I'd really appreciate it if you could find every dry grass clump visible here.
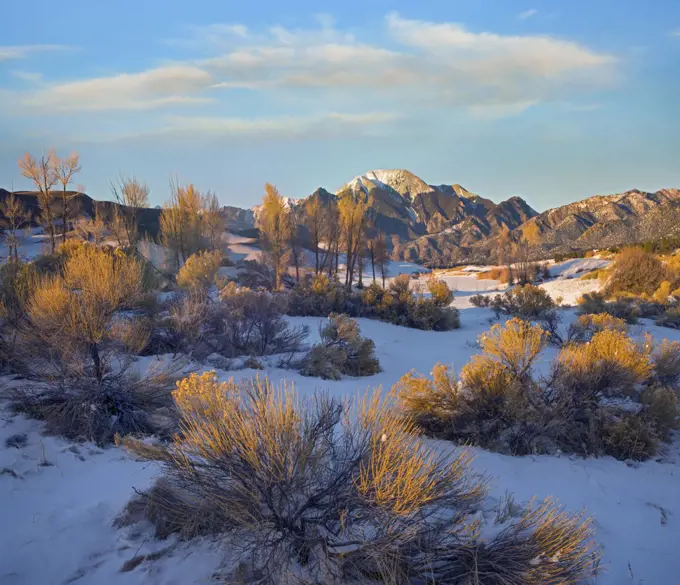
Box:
[399,319,679,461]
[121,372,597,585]
[176,249,222,290]
[301,313,380,380]
[477,266,513,284]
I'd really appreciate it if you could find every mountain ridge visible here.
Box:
[2,170,679,265]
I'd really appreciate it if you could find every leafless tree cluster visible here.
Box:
[17,150,82,253]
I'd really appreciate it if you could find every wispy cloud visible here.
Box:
[672,28,680,38]
[517,9,538,21]
[79,111,399,142]
[0,44,73,61]
[20,65,215,111]
[10,71,44,84]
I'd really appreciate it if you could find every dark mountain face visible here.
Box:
[0,188,163,237]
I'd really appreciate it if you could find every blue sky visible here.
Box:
[1,0,679,210]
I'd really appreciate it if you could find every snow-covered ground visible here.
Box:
[2,304,680,584]
[3,250,679,584]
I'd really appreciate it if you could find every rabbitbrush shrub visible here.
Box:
[300,313,380,380]
[121,372,598,585]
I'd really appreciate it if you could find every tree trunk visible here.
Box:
[90,343,103,383]
[370,243,376,282]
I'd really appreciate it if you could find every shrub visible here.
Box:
[656,307,680,329]
[489,285,555,319]
[558,329,651,397]
[301,314,380,379]
[288,274,460,331]
[426,276,454,306]
[365,281,460,331]
[121,374,597,584]
[25,245,145,381]
[10,366,174,445]
[476,318,547,379]
[469,293,491,308]
[599,415,660,461]
[176,249,222,290]
[288,274,362,318]
[0,262,39,369]
[571,313,627,342]
[641,386,679,441]
[653,280,673,304]
[577,292,639,323]
[652,339,680,387]
[606,247,668,296]
[400,319,674,461]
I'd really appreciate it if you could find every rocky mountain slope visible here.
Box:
[2,173,678,265]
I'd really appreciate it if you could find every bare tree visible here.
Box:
[54,152,81,243]
[111,176,150,247]
[18,151,58,253]
[374,233,389,287]
[1,190,27,262]
[514,238,534,285]
[74,203,107,244]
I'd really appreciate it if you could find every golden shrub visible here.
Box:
[576,313,627,334]
[176,249,222,289]
[558,329,651,395]
[652,339,680,387]
[426,277,453,306]
[653,280,673,304]
[641,386,679,440]
[477,318,546,379]
[397,364,459,420]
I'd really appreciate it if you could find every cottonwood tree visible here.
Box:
[160,182,204,270]
[304,194,326,275]
[54,152,81,243]
[111,176,150,248]
[323,199,341,277]
[18,151,58,253]
[1,192,27,262]
[257,183,291,290]
[201,191,225,251]
[338,188,369,289]
[288,203,305,282]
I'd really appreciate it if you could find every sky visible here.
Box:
[1,0,679,211]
